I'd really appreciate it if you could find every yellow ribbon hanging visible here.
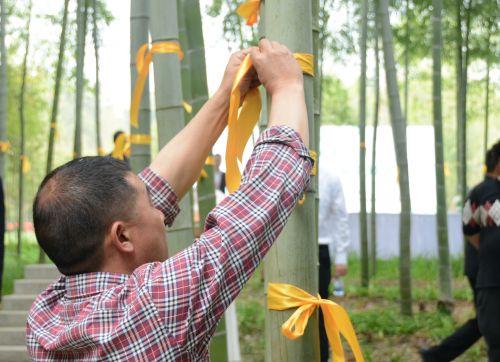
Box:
[199,156,216,180]
[226,53,314,193]
[236,0,261,26]
[130,42,184,128]
[268,283,364,362]
[111,133,130,160]
[20,155,31,174]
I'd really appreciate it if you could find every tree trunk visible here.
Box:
[484,54,490,156]
[184,0,216,228]
[455,0,463,199]
[18,0,33,255]
[149,0,194,255]
[359,0,369,288]
[458,0,471,203]
[74,0,88,159]
[370,10,380,277]
[130,0,152,173]
[0,0,7,180]
[378,0,413,316]
[92,0,102,156]
[432,0,452,303]
[41,0,70,263]
[264,1,320,360]
[404,0,409,122]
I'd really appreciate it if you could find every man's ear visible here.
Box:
[108,221,134,254]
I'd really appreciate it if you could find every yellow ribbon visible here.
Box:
[111,133,130,160]
[226,53,314,193]
[183,101,193,114]
[97,147,106,156]
[236,0,261,26]
[130,42,184,128]
[268,283,364,362]
[130,134,152,145]
[0,141,11,153]
[20,155,31,174]
[199,156,216,180]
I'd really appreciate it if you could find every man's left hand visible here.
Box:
[217,49,260,104]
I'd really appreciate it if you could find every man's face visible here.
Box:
[126,173,168,265]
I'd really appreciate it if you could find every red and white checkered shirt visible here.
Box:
[26,126,312,361]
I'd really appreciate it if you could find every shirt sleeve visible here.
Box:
[462,188,480,236]
[145,126,313,353]
[138,167,180,227]
[330,176,350,265]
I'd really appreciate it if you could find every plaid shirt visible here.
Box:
[26,126,312,361]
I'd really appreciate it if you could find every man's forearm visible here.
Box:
[150,89,229,198]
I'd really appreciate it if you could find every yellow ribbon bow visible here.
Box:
[130,42,184,128]
[0,141,11,153]
[226,53,314,193]
[268,283,364,362]
[236,0,261,26]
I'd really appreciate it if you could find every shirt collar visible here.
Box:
[63,272,129,299]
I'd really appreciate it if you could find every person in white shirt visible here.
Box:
[318,167,351,362]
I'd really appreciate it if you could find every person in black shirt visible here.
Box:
[462,140,500,361]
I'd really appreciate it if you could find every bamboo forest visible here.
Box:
[0,0,498,361]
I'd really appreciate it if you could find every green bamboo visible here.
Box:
[312,0,320,241]
[184,0,216,227]
[41,0,70,263]
[74,0,88,159]
[359,0,369,288]
[483,23,491,155]
[149,0,194,255]
[0,0,7,180]
[263,1,320,360]
[403,0,409,122]
[455,0,462,198]
[432,0,452,303]
[92,0,102,156]
[378,0,413,316]
[130,0,151,172]
[18,0,33,255]
[370,13,380,276]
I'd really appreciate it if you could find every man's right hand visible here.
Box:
[250,39,303,96]
[250,39,309,147]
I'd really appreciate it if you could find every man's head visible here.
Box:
[214,154,222,171]
[486,140,500,177]
[33,157,168,275]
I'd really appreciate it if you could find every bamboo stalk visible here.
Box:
[92,0,102,156]
[0,0,7,180]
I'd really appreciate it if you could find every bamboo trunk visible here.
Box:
[42,0,70,263]
[0,0,7,180]
[484,58,490,155]
[432,0,452,303]
[378,0,413,316]
[264,1,320,360]
[459,1,471,203]
[370,11,380,276]
[149,0,194,255]
[92,0,102,156]
[404,0,409,122]
[130,0,151,172]
[74,0,88,159]
[184,0,216,227]
[18,0,33,255]
[455,0,463,199]
[359,0,369,288]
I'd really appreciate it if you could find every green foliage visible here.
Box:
[321,75,356,125]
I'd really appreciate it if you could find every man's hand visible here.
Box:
[218,49,260,104]
[250,39,309,147]
[335,264,348,277]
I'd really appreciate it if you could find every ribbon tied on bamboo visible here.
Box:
[268,283,364,362]
[236,0,261,26]
[225,53,314,193]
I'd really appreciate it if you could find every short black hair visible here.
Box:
[113,130,125,143]
[486,140,500,173]
[33,157,137,275]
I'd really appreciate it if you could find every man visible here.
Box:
[213,154,226,193]
[26,40,312,361]
[318,167,350,362]
[462,141,500,361]
[109,130,130,164]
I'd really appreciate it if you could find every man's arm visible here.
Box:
[149,50,256,199]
